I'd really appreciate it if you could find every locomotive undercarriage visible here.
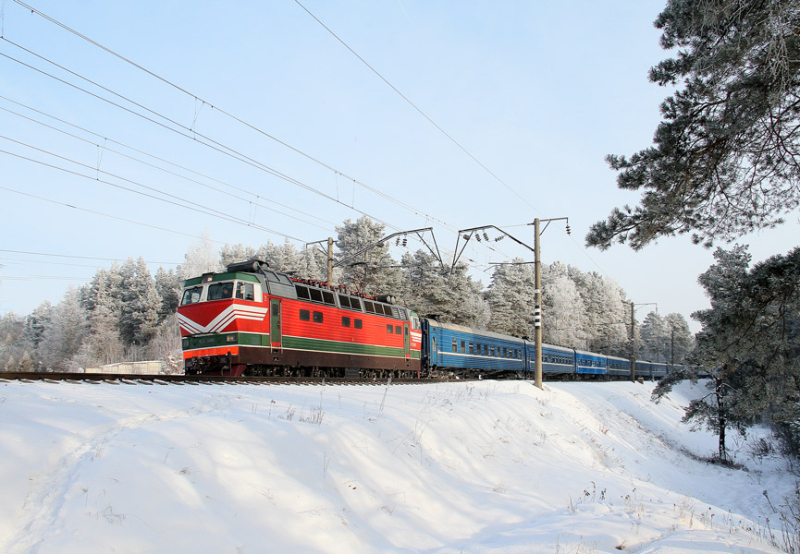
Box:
[184,347,420,380]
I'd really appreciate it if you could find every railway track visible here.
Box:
[0,372,452,386]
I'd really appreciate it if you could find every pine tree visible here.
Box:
[38,287,88,372]
[587,0,800,250]
[335,217,401,296]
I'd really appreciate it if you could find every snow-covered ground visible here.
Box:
[0,378,795,553]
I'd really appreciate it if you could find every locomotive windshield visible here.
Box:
[180,286,203,305]
[181,279,258,305]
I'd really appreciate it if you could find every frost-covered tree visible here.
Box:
[655,245,800,461]
[0,312,35,372]
[486,260,537,338]
[335,217,401,296]
[79,269,125,367]
[119,258,162,348]
[574,271,629,355]
[155,267,182,318]
[542,262,588,348]
[38,287,88,372]
[178,233,221,280]
[588,0,800,250]
[640,312,669,362]
[664,312,693,365]
[402,250,488,327]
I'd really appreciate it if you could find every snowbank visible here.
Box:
[0,379,794,553]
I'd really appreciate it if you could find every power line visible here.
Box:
[0,96,338,230]
[0,184,232,245]
[0,44,402,234]
[0,248,180,265]
[292,0,541,215]
[3,6,454,231]
[0,140,308,242]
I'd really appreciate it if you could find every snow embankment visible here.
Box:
[0,379,793,553]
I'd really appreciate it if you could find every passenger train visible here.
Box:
[178,260,670,380]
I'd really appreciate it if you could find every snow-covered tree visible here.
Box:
[542,262,587,348]
[486,260,536,338]
[640,311,668,362]
[119,258,162,348]
[335,217,401,296]
[38,287,88,372]
[178,233,221,280]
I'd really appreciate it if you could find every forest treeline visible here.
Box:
[0,216,693,372]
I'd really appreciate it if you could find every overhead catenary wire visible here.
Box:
[0,139,309,242]
[3,5,454,231]
[292,0,541,217]
[2,3,535,280]
[0,45,404,234]
[0,99,336,232]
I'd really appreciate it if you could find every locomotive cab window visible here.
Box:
[236,282,255,301]
[181,286,203,305]
[207,282,234,301]
[313,311,323,323]
[299,309,310,321]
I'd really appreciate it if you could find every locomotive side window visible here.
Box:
[309,288,323,303]
[299,309,310,321]
[387,324,394,334]
[236,282,255,301]
[313,311,323,323]
[460,340,465,354]
[395,325,402,334]
[296,285,311,300]
[469,342,474,355]
[208,282,234,301]
[350,298,362,311]
[181,286,203,305]
[355,319,362,329]
[452,339,457,353]
[364,300,375,313]
[322,291,335,305]
[338,294,351,308]
[342,317,351,327]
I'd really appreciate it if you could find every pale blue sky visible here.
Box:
[1,1,798,332]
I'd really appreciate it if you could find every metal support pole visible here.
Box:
[630,301,636,382]
[534,218,543,390]
[327,237,334,284]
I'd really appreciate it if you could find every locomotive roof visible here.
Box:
[182,271,260,287]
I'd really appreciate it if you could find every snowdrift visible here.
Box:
[0,379,794,553]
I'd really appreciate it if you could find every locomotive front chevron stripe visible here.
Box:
[179,304,268,335]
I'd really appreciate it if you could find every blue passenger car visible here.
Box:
[422,319,526,377]
[575,349,607,376]
[533,343,576,376]
[606,355,631,379]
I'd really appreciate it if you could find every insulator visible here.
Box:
[495,235,504,242]
[483,232,490,241]
[475,234,482,242]
[402,238,407,247]
[462,233,470,240]
[396,237,400,246]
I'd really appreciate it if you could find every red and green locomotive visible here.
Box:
[178,260,422,378]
